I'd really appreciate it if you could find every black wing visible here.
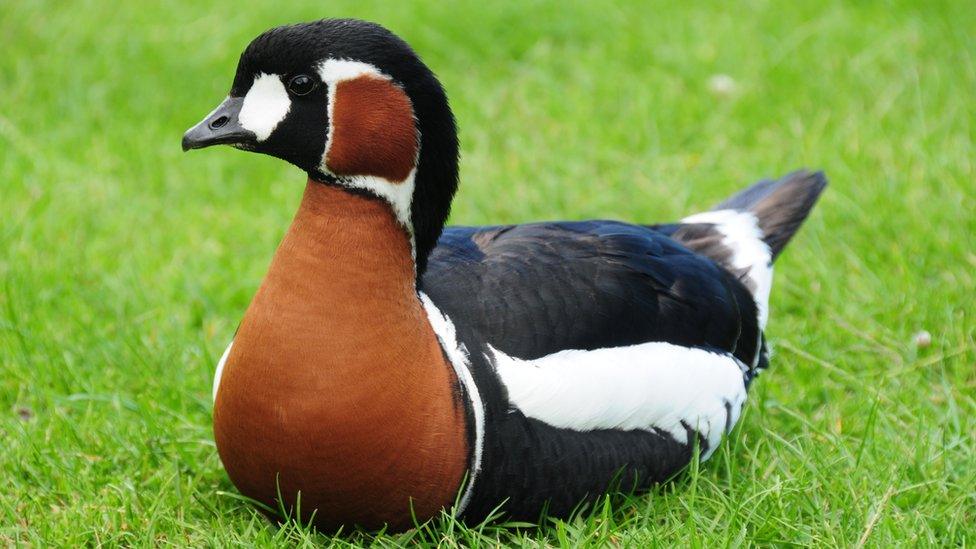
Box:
[419,220,761,366]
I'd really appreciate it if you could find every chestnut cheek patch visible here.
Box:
[325,76,417,183]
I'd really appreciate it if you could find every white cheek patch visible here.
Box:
[238,73,291,141]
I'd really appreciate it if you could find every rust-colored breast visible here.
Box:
[326,75,418,183]
[212,181,468,531]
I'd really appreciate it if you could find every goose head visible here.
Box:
[183,19,459,274]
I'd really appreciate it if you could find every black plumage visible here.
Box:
[424,220,761,367]
[420,214,770,522]
[418,171,825,521]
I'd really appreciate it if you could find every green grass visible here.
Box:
[2,0,974,545]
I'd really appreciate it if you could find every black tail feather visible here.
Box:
[714,170,827,261]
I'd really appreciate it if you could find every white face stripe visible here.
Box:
[681,209,774,328]
[238,73,291,142]
[418,293,484,515]
[316,58,419,253]
[492,342,747,460]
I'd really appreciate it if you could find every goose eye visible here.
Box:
[287,74,316,96]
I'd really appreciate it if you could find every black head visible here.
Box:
[183,19,459,275]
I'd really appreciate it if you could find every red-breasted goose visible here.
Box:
[182,19,826,532]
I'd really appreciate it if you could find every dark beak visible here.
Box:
[182,96,255,151]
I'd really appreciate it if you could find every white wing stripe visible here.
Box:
[491,342,747,459]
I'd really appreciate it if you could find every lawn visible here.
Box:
[1,0,974,546]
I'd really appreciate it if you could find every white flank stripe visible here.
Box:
[681,209,773,328]
[492,342,747,459]
[418,293,484,514]
[238,73,291,141]
[213,341,233,402]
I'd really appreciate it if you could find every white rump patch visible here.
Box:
[492,342,747,459]
[681,209,773,327]
[239,73,291,141]
[213,340,233,402]
[418,293,484,515]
